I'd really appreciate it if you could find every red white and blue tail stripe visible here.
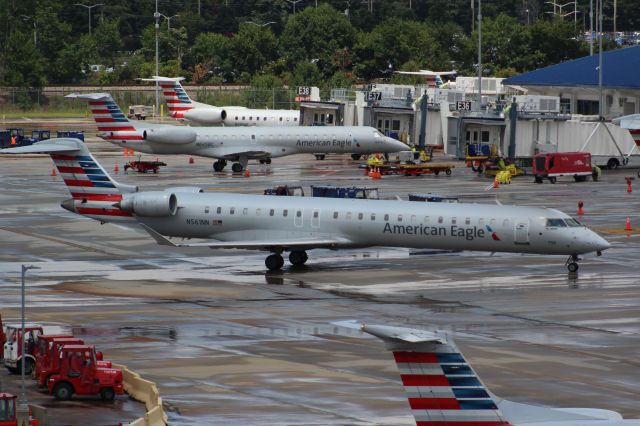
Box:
[140,76,194,118]
[612,114,640,147]
[347,323,512,426]
[0,138,136,222]
[65,93,144,143]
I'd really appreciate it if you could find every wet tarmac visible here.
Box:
[1,127,640,425]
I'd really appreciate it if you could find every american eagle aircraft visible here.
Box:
[612,114,640,149]
[141,76,301,126]
[1,139,610,272]
[336,321,640,426]
[394,70,457,88]
[66,93,407,172]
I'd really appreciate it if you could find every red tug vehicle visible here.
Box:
[0,393,38,426]
[533,152,599,184]
[47,345,123,401]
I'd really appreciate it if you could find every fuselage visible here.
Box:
[183,106,301,127]
[138,193,610,256]
[103,124,407,160]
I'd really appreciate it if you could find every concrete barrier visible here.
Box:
[112,363,168,426]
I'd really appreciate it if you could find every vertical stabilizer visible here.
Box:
[140,76,195,118]
[357,323,512,426]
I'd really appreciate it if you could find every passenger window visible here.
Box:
[438,216,443,224]
[411,215,416,223]
[465,217,470,225]
[269,209,274,216]
[358,212,363,220]
[424,216,430,224]
[384,214,389,221]
[205,206,210,214]
[333,211,338,219]
[243,208,248,215]
[279,117,283,121]
[251,135,255,140]
[294,117,298,122]
[235,116,238,120]
[452,217,457,225]
[230,208,235,215]
[313,211,319,218]
[346,212,352,220]
[256,208,261,216]
[283,209,288,217]
[296,210,302,217]
[242,116,245,120]
[398,214,403,222]
[263,117,267,121]
[216,207,222,214]
[371,213,376,221]
[249,116,253,120]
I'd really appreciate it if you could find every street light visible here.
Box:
[244,21,276,27]
[285,0,304,13]
[21,15,37,45]
[17,265,40,423]
[73,3,103,36]
[160,14,179,31]
[477,0,482,110]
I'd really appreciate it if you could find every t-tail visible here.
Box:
[65,93,144,144]
[139,76,195,118]
[0,138,137,223]
[336,321,512,426]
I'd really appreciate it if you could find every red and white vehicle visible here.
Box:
[0,315,5,361]
[533,152,597,184]
[35,336,82,387]
[3,325,43,375]
[0,393,38,426]
[47,345,123,401]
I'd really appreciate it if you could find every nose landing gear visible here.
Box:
[566,254,580,273]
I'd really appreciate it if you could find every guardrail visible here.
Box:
[112,363,168,426]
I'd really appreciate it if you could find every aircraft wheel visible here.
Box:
[265,158,271,164]
[549,176,557,184]
[231,163,243,173]
[213,161,225,172]
[265,254,284,271]
[259,159,265,164]
[567,262,578,273]
[445,168,452,176]
[17,358,34,375]
[289,250,308,266]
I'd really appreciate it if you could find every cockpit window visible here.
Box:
[373,131,381,138]
[546,218,567,227]
[565,218,583,227]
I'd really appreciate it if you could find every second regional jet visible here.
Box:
[141,76,301,126]
[66,93,407,172]
[337,321,640,426]
[1,139,610,272]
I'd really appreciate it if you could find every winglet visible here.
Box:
[138,223,178,247]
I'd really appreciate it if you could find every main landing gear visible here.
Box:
[213,159,227,172]
[265,250,309,271]
[566,254,580,273]
[259,158,272,165]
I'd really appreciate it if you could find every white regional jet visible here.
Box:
[337,321,640,426]
[394,70,457,88]
[1,139,610,272]
[65,93,407,172]
[612,114,640,148]
[141,76,301,127]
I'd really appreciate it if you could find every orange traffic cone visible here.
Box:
[123,149,128,157]
[493,177,500,189]
[625,217,632,231]
[244,168,251,177]
[189,156,194,164]
[628,181,633,194]
[376,167,382,179]
[577,201,584,216]
[114,163,119,173]
[51,167,57,177]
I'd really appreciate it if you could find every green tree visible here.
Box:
[2,31,45,88]
[94,18,124,68]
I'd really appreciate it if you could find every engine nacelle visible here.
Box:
[164,186,203,193]
[182,108,227,125]
[143,127,197,144]
[119,192,178,217]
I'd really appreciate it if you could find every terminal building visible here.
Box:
[300,46,640,168]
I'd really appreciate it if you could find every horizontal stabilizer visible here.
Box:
[65,93,112,101]
[0,139,84,154]
[139,224,347,250]
[333,321,445,344]
[139,76,186,82]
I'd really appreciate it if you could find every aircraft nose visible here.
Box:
[385,137,409,152]
[593,233,611,252]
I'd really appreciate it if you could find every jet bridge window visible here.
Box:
[546,218,567,227]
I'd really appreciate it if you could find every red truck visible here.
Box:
[3,326,44,375]
[0,393,38,425]
[47,345,123,401]
[533,152,598,184]
[35,337,83,387]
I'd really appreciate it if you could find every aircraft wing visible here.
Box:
[218,150,273,160]
[139,224,348,250]
[333,321,445,343]
[394,70,456,76]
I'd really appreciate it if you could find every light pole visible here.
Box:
[154,0,160,117]
[589,0,593,55]
[17,265,40,420]
[73,3,103,36]
[477,0,482,110]
[285,0,303,13]
[525,9,530,25]
[21,15,37,45]
[160,14,179,31]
